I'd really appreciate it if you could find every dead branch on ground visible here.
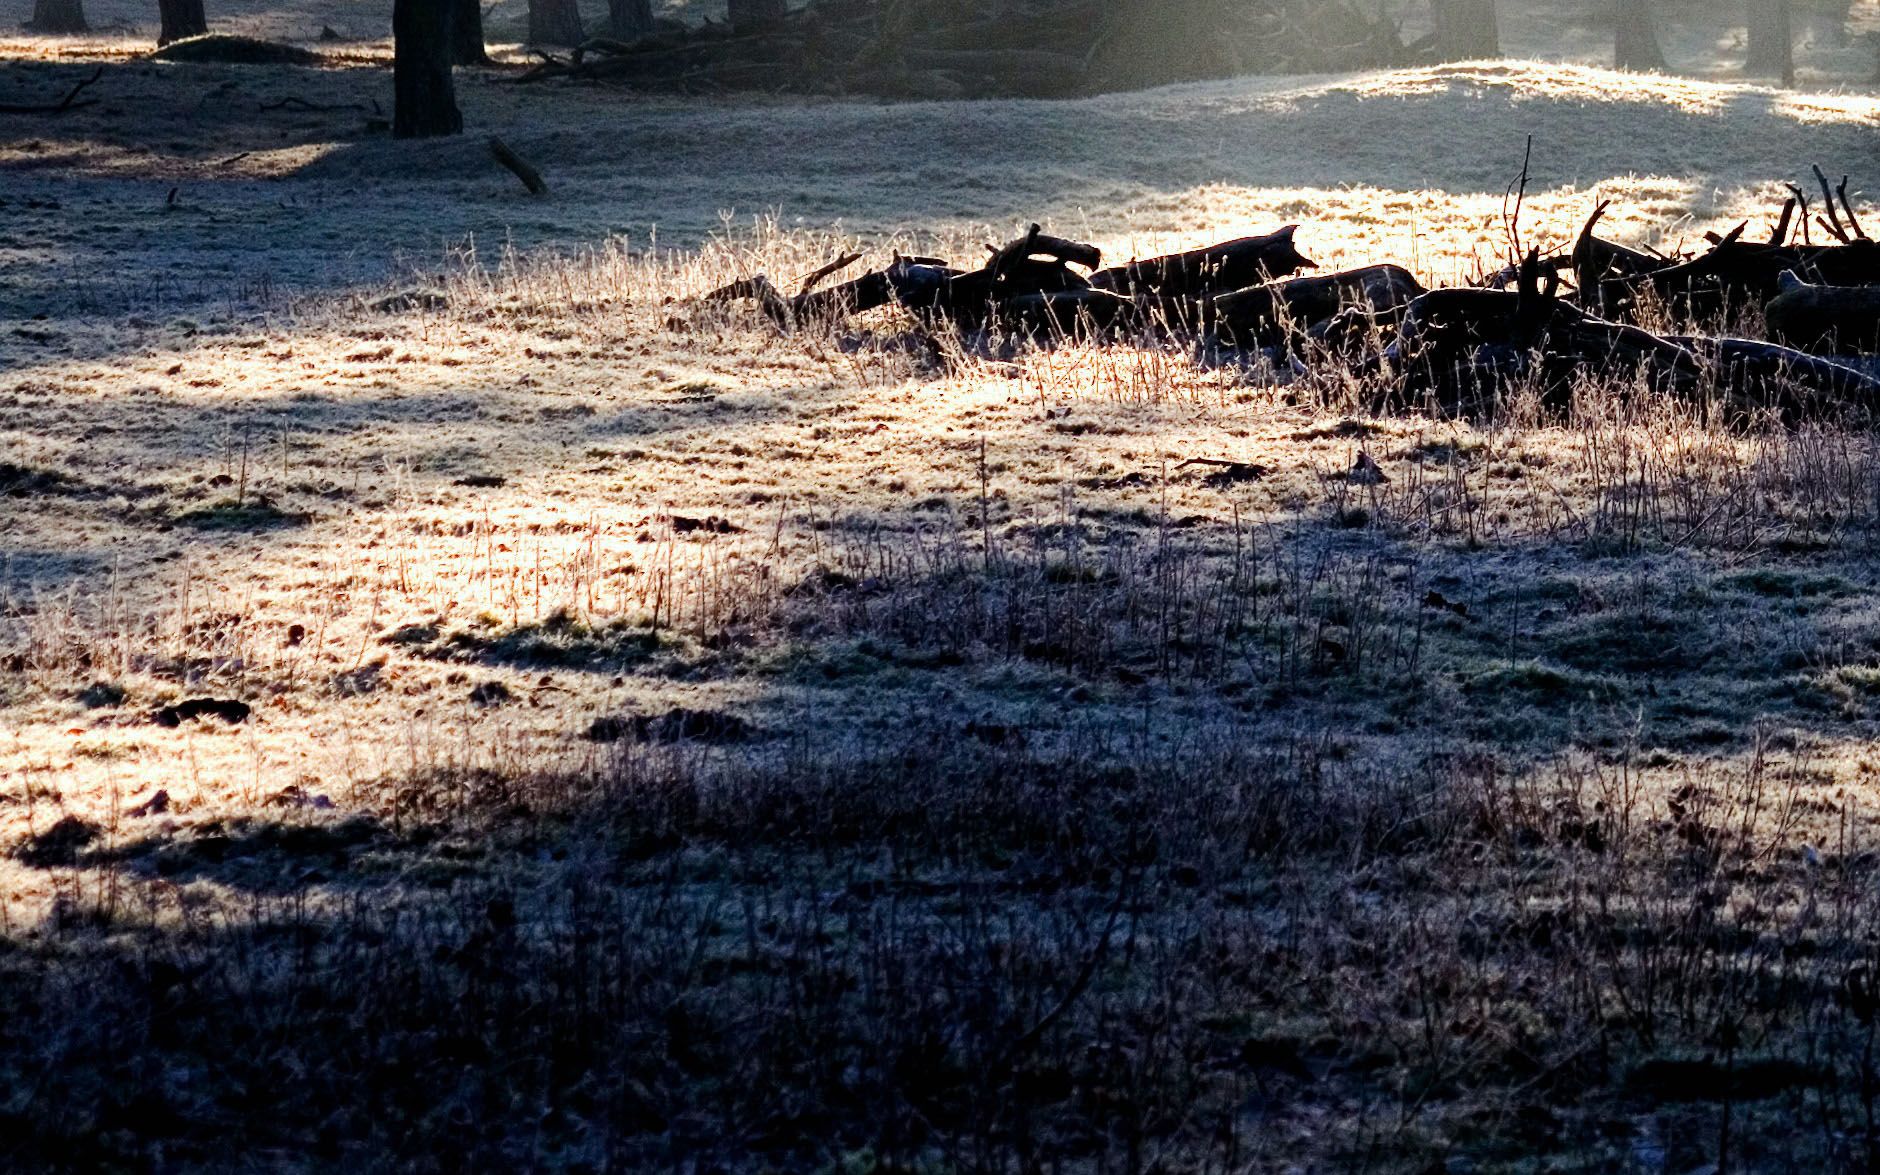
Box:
[0,67,102,115]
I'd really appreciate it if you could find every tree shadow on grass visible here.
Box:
[87,811,400,893]
[3,690,1876,1172]
[4,54,1871,331]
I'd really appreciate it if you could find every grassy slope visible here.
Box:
[3,37,1880,1175]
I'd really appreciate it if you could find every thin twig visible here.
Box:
[1835,174,1869,241]
[0,66,103,115]
[1786,182,1812,246]
[988,871,1133,1076]
[258,96,370,113]
[796,251,864,296]
[1814,164,1851,243]
[1502,133,1534,263]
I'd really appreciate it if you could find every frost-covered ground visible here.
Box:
[6,8,1880,1170]
[1,51,1877,316]
[1,2,1875,319]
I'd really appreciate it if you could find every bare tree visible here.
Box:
[528,0,583,47]
[394,0,461,139]
[1745,0,1794,83]
[1430,0,1498,60]
[1613,0,1664,71]
[451,0,488,64]
[26,0,89,33]
[157,0,206,45]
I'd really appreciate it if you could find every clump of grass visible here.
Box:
[1545,603,1713,675]
[1721,568,1856,600]
[74,681,124,708]
[170,496,307,530]
[408,609,684,672]
[0,461,80,498]
[1463,659,1625,705]
[12,814,98,866]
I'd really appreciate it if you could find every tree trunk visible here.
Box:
[394,0,462,139]
[1430,0,1498,60]
[1613,0,1664,71]
[608,0,652,40]
[726,0,785,34]
[27,0,89,33]
[157,0,206,46]
[1744,0,1793,82]
[450,0,487,64]
[528,0,583,47]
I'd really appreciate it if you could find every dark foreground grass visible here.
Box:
[6,720,1880,1172]
[9,425,1880,1170]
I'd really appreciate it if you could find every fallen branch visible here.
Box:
[1814,164,1853,243]
[1212,264,1425,345]
[797,251,865,295]
[259,95,371,113]
[1769,195,1797,245]
[1090,226,1315,296]
[570,36,642,63]
[997,288,1135,337]
[488,137,548,196]
[1764,271,1880,352]
[0,67,102,115]
[987,224,1103,280]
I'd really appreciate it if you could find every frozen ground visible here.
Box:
[3,31,1877,939]
[0,0,1875,318]
[1,50,1877,318]
[6,8,1880,1169]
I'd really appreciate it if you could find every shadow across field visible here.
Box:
[4,55,1876,322]
[5,690,1878,1171]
